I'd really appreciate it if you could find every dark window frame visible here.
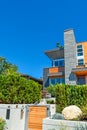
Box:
[77,45,83,56]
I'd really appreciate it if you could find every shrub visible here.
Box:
[56,84,70,112]
[47,84,87,113]
[80,104,87,121]
[46,99,55,104]
[0,118,6,130]
[0,74,42,104]
[46,85,56,97]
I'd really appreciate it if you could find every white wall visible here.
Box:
[0,104,56,130]
[0,104,28,130]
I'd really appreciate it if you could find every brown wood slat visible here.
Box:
[28,106,47,130]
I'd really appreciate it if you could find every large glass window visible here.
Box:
[78,59,84,66]
[49,77,65,85]
[59,60,64,66]
[50,78,55,85]
[55,61,59,66]
[52,58,64,67]
[77,45,83,56]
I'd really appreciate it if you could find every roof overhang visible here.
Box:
[72,67,87,76]
[45,48,64,60]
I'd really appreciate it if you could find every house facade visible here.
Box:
[43,29,87,87]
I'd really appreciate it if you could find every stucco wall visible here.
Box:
[0,104,55,130]
[0,104,28,130]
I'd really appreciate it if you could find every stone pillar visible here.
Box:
[64,29,77,85]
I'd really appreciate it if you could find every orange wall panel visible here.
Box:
[49,67,64,74]
[49,67,58,73]
[82,42,87,64]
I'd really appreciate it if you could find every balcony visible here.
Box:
[48,67,64,77]
[72,63,87,76]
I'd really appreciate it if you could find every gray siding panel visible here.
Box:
[43,68,49,88]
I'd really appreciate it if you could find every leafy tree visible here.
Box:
[0,57,18,75]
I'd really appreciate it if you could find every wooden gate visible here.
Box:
[28,105,47,130]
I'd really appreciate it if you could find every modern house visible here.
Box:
[43,29,87,87]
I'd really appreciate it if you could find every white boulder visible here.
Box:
[62,105,82,120]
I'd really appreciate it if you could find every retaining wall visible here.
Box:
[42,118,87,130]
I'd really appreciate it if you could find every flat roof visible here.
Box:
[45,48,64,60]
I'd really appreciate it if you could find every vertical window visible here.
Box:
[78,59,84,66]
[55,61,59,66]
[77,45,83,56]
[59,60,64,67]
[49,78,55,85]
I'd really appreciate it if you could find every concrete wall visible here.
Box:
[64,29,77,85]
[0,104,28,130]
[42,118,87,130]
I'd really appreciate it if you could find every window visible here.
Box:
[55,61,59,66]
[52,59,64,67]
[49,77,65,85]
[78,59,84,66]
[77,45,83,56]
[49,78,55,85]
[59,60,64,67]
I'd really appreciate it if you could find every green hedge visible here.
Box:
[46,85,56,97]
[46,99,55,104]
[0,74,42,104]
[47,84,87,112]
[56,84,87,112]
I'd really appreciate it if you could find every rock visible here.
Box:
[62,105,82,120]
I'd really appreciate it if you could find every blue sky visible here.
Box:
[0,0,87,78]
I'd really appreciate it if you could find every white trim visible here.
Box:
[53,58,64,61]
[77,56,84,59]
